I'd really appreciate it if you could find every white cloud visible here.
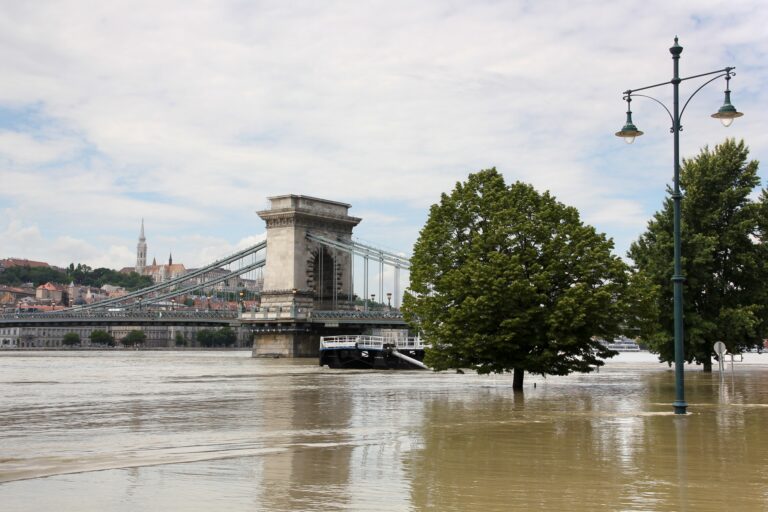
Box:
[0,0,765,271]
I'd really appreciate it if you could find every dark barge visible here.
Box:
[319,335,427,369]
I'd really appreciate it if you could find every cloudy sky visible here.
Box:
[1,0,766,272]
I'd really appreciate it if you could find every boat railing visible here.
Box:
[604,342,641,352]
[320,335,425,351]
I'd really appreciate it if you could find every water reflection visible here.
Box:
[403,369,768,511]
[256,374,354,511]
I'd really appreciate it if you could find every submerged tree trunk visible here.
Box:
[513,368,524,390]
[702,357,713,373]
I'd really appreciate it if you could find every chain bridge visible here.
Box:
[0,195,412,356]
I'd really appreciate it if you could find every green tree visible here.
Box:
[402,168,629,389]
[122,330,147,347]
[174,332,187,347]
[90,329,115,347]
[628,139,767,371]
[195,327,237,347]
[196,329,215,347]
[62,332,81,347]
[216,327,237,347]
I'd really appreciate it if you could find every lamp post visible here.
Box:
[387,292,392,311]
[371,294,375,311]
[616,37,744,415]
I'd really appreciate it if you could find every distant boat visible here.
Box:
[605,341,641,352]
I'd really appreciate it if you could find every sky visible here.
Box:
[1,0,766,273]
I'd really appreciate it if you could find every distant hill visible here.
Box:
[0,261,153,290]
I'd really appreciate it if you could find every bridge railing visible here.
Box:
[240,307,311,321]
[239,308,406,322]
[0,310,239,321]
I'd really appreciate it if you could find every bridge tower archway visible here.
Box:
[254,195,361,357]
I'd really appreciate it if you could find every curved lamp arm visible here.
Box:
[626,93,674,128]
[679,72,732,121]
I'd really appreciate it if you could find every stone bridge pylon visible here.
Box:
[258,194,360,313]
[250,195,365,357]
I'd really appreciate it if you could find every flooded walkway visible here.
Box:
[1,351,766,511]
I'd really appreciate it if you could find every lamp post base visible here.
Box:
[673,401,688,415]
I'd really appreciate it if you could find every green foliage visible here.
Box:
[217,327,237,347]
[174,332,187,347]
[89,329,115,346]
[62,332,81,346]
[628,139,767,369]
[122,330,147,346]
[195,327,238,347]
[0,262,152,290]
[0,266,64,287]
[66,264,153,290]
[402,168,630,387]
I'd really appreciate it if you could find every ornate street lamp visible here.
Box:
[387,292,392,310]
[616,37,744,415]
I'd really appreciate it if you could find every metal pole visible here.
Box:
[379,255,384,309]
[394,265,400,309]
[670,38,688,415]
[333,248,337,309]
[363,256,369,312]
[349,249,354,304]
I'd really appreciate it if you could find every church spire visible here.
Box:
[168,252,173,266]
[136,219,147,274]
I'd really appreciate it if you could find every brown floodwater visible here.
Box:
[0,351,766,511]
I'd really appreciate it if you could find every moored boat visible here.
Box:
[320,334,427,369]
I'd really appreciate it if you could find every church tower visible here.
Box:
[136,219,147,275]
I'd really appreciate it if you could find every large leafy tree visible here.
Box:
[402,168,630,389]
[628,139,767,370]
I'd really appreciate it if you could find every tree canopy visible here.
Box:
[62,332,81,346]
[196,327,237,347]
[122,330,147,347]
[90,329,115,347]
[628,139,767,370]
[402,168,630,388]
[0,266,65,287]
[0,262,152,290]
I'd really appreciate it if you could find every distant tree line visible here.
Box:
[196,327,238,347]
[0,263,152,290]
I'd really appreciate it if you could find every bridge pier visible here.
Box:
[252,329,316,358]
